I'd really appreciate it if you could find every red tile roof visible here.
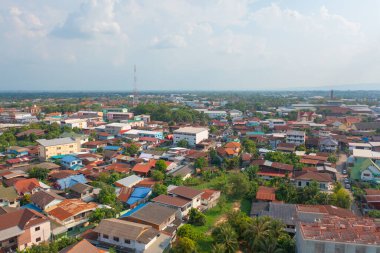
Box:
[256,186,277,201]
[13,178,40,195]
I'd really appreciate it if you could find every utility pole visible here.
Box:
[133,64,138,106]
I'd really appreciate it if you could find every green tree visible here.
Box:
[28,167,49,181]
[194,157,207,169]
[227,173,250,198]
[211,223,239,253]
[152,170,165,181]
[244,217,271,252]
[327,154,338,164]
[155,159,168,172]
[126,143,139,156]
[368,210,380,218]
[98,185,117,205]
[151,183,167,197]
[177,139,189,148]
[171,237,197,253]
[188,208,206,226]
[332,188,352,209]
[177,224,201,240]
[242,139,257,156]
[89,208,117,223]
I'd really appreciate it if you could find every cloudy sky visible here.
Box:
[0,0,379,91]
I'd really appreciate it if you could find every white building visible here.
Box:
[105,123,132,135]
[173,127,209,146]
[286,130,305,146]
[195,109,227,119]
[61,118,88,129]
[268,119,286,129]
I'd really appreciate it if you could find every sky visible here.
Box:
[0,0,380,91]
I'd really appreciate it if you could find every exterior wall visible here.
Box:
[39,142,80,160]
[286,134,305,146]
[107,112,134,121]
[191,195,202,209]
[173,130,209,146]
[295,180,334,191]
[0,199,19,208]
[98,233,154,253]
[361,168,375,181]
[105,124,131,135]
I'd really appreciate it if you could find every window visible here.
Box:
[298,181,301,187]
[57,147,61,150]
[306,182,310,186]
[103,234,109,239]
[113,237,119,242]
[125,239,130,244]
[9,239,15,243]
[35,226,40,231]
[36,237,41,242]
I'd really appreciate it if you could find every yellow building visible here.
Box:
[37,137,80,161]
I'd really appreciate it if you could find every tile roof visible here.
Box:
[13,178,41,195]
[201,189,220,200]
[59,239,105,253]
[294,171,333,182]
[30,190,64,209]
[168,186,203,200]
[126,202,178,226]
[132,163,153,174]
[48,199,97,221]
[37,137,76,147]
[256,186,277,201]
[152,195,191,207]
[93,218,159,244]
[0,186,18,201]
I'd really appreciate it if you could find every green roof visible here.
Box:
[350,158,380,180]
[0,186,18,201]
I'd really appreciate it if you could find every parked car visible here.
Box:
[344,178,350,184]
[342,169,347,175]
[345,183,351,189]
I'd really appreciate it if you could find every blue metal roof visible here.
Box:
[104,146,120,151]
[130,187,151,198]
[61,155,79,163]
[120,203,148,218]
[21,203,43,213]
[57,174,87,189]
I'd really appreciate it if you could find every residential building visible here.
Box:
[152,195,192,218]
[115,175,143,188]
[0,208,51,251]
[59,239,105,253]
[255,186,278,202]
[93,218,170,253]
[296,216,380,253]
[252,160,294,179]
[268,119,286,129]
[168,186,203,209]
[37,137,80,160]
[47,199,97,231]
[122,202,180,232]
[30,190,65,211]
[297,111,317,122]
[123,129,164,140]
[293,171,334,191]
[61,155,83,170]
[319,137,338,152]
[13,178,46,195]
[77,111,103,118]
[286,130,305,146]
[68,183,98,202]
[173,127,209,146]
[106,112,134,121]
[61,119,88,129]
[0,186,19,208]
[105,123,132,135]
[200,189,221,209]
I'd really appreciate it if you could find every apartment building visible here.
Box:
[61,119,88,129]
[173,127,209,146]
[123,129,164,140]
[105,123,132,135]
[286,130,306,146]
[106,112,134,121]
[37,137,80,160]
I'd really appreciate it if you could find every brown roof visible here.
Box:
[152,195,191,207]
[296,205,356,218]
[0,208,48,235]
[49,170,79,180]
[256,186,277,201]
[59,239,105,253]
[93,218,159,244]
[251,160,294,171]
[201,189,220,200]
[30,190,64,209]
[13,178,41,195]
[125,202,178,226]
[224,142,241,149]
[168,186,203,200]
[294,171,333,182]
[48,199,97,221]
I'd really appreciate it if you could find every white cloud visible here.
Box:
[151,34,187,49]
[51,0,122,39]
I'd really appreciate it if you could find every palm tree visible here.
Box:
[244,216,271,252]
[268,219,286,239]
[212,223,239,253]
[259,237,284,253]
[211,243,226,253]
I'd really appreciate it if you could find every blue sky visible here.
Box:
[0,0,379,91]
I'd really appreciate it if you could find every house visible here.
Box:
[16,129,45,138]
[297,111,317,122]
[93,218,171,253]
[0,208,51,252]
[0,186,19,208]
[361,189,380,214]
[350,158,380,183]
[200,189,221,209]
[59,239,105,253]
[6,146,29,156]
[293,171,334,191]
[286,130,305,146]
[97,132,115,141]
[56,174,87,190]
[255,186,278,202]
[104,123,131,135]
[152,195,192,218]
[319,137,338,152]
[121,202,180,232]
[47,199,97,231]
[61,155,83,170]
[30,190,65,211]
[37,137,80,161]
[168,186,203,209]
[68,183,98,202]
[352,122,380,132]
[6,156,32,168]
[252,160,294,179]
[115,175,143,188]
[168,164,193,180]
[276,143,296,153]
[132,163,154,177]
[126,187,152,208]
[13,178,47,195]
[173,127,209,146]
[296,216,380,253]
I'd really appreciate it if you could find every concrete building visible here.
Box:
[173,127,209,146]
[105,123,132,135]
[61,119,88,129]
[37,137,80,160]
[123,129,164,140]
[286,130,306,146]
[106,112,134,121]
